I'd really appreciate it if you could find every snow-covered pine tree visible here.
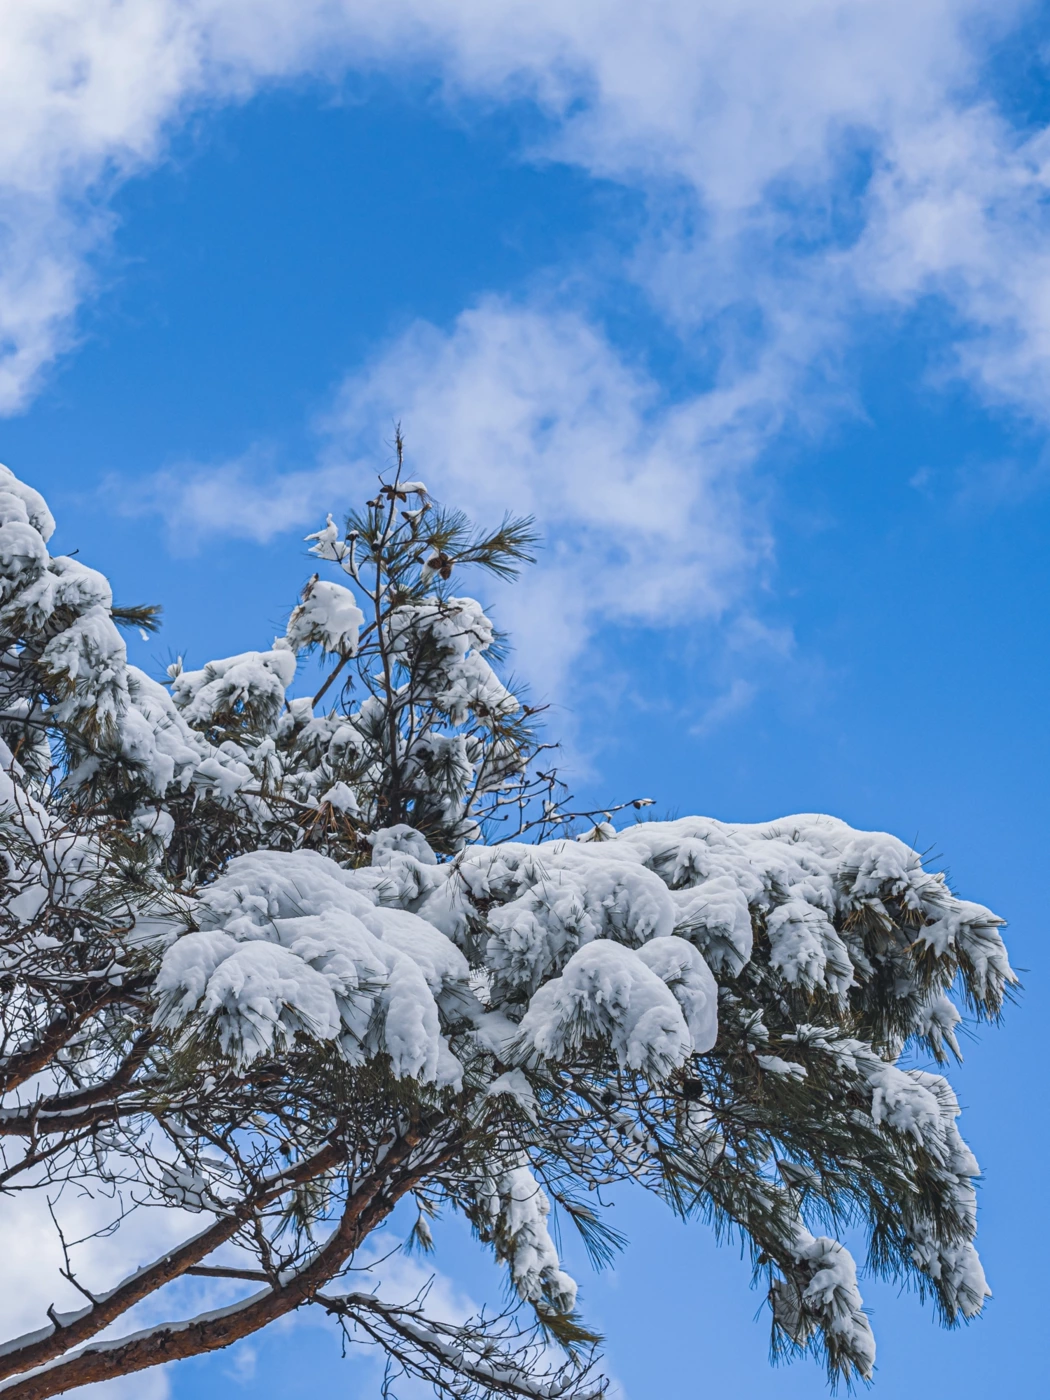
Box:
[0,448,1014,1398]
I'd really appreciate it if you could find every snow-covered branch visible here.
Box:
[321,1289,605,1400]
[0,459,1015,1396]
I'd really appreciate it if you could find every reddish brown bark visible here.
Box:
[0,1123,461,1400]
[0,1138,345,1384]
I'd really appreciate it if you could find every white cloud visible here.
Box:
[125,447,351,552]
[223,1342,257,1385]
[328,301,780,692]
[3,0,1050,425]
[0,1184,197,1399]
[77,1371,171,1400]
[689,678,758,737]
[143,299,773,699]
[853,103,1050,415]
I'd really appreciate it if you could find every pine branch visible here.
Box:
[110,604,162,634]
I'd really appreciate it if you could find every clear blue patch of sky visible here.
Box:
[973,0,1050,133]
[4,76,635,472]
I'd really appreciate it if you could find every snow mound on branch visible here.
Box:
[0,464,259,801]
[0,736,105,921]
[0,464,55,541]
[365,814,1012,1037]
[155,833,725,1086]
[171,649,296,731]
[766,899,853,999]
[156,849,469,1081]
[635,935,719,1052]
[158,812,1010,1088]
[387,595,495,658]
[476,1159,578,1314]
[517,938,714,1078]
[482,851,676,1004]
[285,577,364,657]
[386,597,519,725]
[773,1226,876,1380]
[195,848,377,928]
[611,815,1013,1016]
[371,824,439,867]
[122,669,209,792]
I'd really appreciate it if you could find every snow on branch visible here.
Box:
[320,1289,605,1400]
[0,456,1016,1398]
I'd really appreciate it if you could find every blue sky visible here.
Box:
[2,3,1050,1397]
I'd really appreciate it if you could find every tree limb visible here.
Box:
[0,1123,462,1399]
[0,1136,348,1383]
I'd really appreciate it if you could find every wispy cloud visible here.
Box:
[116,447,352,551]
[3,0,1050,428]
[689,678,758,737]
[130,299,773,699]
